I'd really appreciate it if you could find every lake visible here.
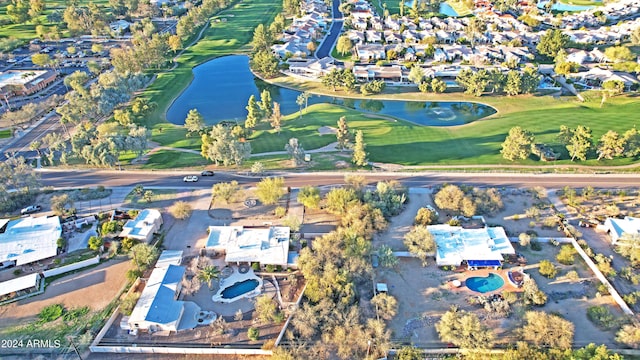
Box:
[166,55,496,127]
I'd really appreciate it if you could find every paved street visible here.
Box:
[315,0,343,59]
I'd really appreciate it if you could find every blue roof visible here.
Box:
[145,265,185,325]
[467,259,502,267]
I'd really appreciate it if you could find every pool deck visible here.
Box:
[447,268,523,296]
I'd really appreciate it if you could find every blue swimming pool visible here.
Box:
[221,279,260,299]
[465,273,505,293]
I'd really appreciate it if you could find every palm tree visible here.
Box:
[198,265,221,290]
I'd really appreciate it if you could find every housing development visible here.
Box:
[0,0,639,358]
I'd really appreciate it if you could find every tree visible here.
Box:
[616,323,640,349]
[501,126,534,161]
[352,130,367,167]
[7,0,30,23]
[371,292,397,320]
[573,343,623,360]
[430,78,447,93]
[602,80,625,95]
[537,29,569,59]
[604,46,635,63]
[456,69,488,97]
[296,93,305,119]
[258,89,273,119]
[297,186,320,209]
[336,116,351,150]
[623,127,640,157]
[396,346,423,360]
[245,95,260,130]
[285,137,305,166]
[88,236,104,251]
[504,70,523,96]
[251,23,272,53]
[336,35,352,56]
[271,102,282,133]
[255,177,286,205]
[415,207,438,225]
[436,306,495,349]
[113,109,133,126]
[321,69,343,91]
[597,130,624,160]
[129,243,159,271]
[538,260,557,278]
[168,35,182,52]
[169,200,192,220]
[184,108,205,136]
[521,311,574,350]
[522,278,547,306]
[566,125,593,161]
[403,226,435,266]
[198,265,220,290]
[51,194,74,215]
[255,295,278,323]
[465,17,486,48]
[31,53,51,67]
[201,124,251,166]
[306,41,317,54]
[143,190,154,202]
[211,181,240,204]
[408,66,424,85]
[434,184,465,213]
[250,50,279,77]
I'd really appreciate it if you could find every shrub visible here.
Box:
[565,270,580,281]
[523,278,547,306]
[13,269,22,276]
[538,260,557,278]
[126,269,143,281]
[530,241,542,251]
[623,291,640,306]
[251,262,260,271]
[528,221,536,228]
[169,201,192,220]
[415,207,438,225]
[519,233,531,247]
[274,206,286,218]
[39,304,64,323]
[502,291,518,304]
[248,327,260,341]
[620,267,640,285]
[63,307,89,323]
[265,264,276,272]
[594,254,616,277]
[448,218,461,226]
[597,283,610,295]
[550,238,559,246]
[587,305,617,330]
[556,245,576,265]
[542,216,557,228]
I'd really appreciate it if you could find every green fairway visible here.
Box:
[246,92,640,166]
[140,0,282,134]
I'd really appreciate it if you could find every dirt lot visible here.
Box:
[0,259,130,329]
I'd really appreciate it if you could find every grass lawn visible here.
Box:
[331,47,353,62]
[0,0,111,42]
[445,0,473,16]
[139,0,282,136]
[142,149,209,169]
[0,129,11,139]
[557,0,602,5]
[124,188,180,205]
[246,91,640,166]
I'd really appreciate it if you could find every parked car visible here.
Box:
[201,170,214,176]
[183,175,199,182]
[21,205,42,215]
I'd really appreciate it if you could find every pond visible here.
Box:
[166,55,496,127]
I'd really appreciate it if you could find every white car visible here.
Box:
[183,175,199,182]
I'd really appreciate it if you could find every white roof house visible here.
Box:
[0,216,61,266]
[128,250,199,332]
[427,224,515,267]
[604,216,640,245]
[206,226,291,266]
[119,209,163,243]
[0,273,40,297]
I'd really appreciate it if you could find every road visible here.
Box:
[36,169,640,190]
[315,0,344,59]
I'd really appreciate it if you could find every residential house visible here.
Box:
[119,209,163,243]
[383,30,403,44]
[427,224,515,267]
[365,30,382,43]
[604,216,640,245]
[384,17,400,31]
[205,226,293,267]
[353,18,368,30]
[0,216,61,267]
[288,57,336,78]
[127,250,201,332]
[566,49,593,64]
[355,43,386,62]
[352,64,405,83]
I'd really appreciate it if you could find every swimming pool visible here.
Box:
[221,279,260,299]
[465,273,505,293]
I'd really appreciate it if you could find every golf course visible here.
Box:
[136,0,640,170]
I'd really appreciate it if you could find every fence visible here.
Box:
[42,255,100,278]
